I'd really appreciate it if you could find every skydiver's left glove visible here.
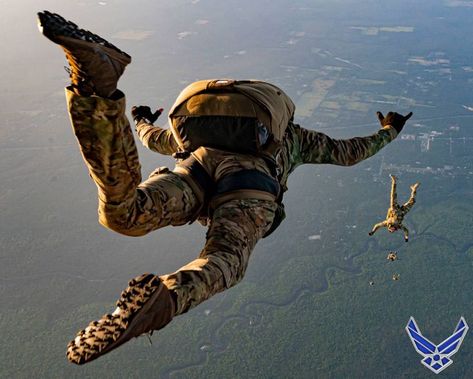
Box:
[131,105,164,125]
[376,111,413,134]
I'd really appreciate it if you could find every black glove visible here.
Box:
[131,106,163,124]
[376,111,413,134]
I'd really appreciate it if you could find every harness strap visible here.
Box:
[175,156,280,204]
[215,169,279,197]
[174,154,215,206]
[174,156,283,235]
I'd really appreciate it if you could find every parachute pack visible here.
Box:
[168,79,296,157]
[169,80,295,237]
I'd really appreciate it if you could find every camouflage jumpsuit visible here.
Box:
[66,87,398,316]
[369,174,419,241]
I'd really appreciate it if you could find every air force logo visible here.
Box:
[406,316,469,374]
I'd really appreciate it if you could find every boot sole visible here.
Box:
[67,273,163,365]
[37,10,131,64]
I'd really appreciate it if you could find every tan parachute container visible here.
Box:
[168,79,296,154]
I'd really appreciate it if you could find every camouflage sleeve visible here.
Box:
[370,220,388,234]
[400,224,409,239]
[294,124,398,166]
[135,121,178,156]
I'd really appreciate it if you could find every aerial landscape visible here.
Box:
[1,0,473,377]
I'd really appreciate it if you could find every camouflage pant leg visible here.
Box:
[66,88,200,236]
[390,175,397,208]
[160,199,277,316]
[401,187,418,213]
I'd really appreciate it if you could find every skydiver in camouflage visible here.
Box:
[369,174,420,242]
[37,11,413,365]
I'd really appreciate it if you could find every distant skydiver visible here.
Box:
[37,10,413,365]
[369,175,420,242]
[386,251,398,261]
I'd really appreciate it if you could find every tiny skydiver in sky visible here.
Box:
[369,175,420,242]
[386,251,398,261]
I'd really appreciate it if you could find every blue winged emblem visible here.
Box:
[406,316,469,374]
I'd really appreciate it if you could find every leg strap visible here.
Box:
[175,155,281,223]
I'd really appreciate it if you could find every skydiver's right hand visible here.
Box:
[131,105,164,124]
[376,111,413,134]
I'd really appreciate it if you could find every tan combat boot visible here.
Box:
[410,182,420,192]
[37,10,131,97]
[66,273,175,365]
